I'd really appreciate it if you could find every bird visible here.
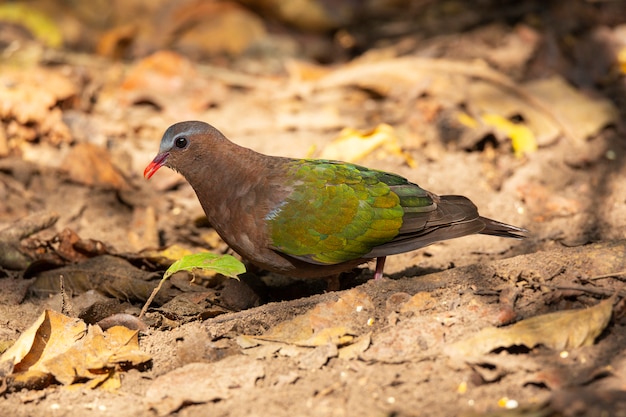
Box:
[145,121,526,282]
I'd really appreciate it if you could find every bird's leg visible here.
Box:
[373,257,386,280]
[325,274,341,292]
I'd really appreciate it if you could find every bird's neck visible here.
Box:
[182,141,280,232]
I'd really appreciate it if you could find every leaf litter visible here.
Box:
[1,3,626,417]
[0,310,150,392]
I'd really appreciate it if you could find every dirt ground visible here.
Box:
[1,1,626,416]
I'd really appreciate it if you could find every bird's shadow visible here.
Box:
[257,264,450,303]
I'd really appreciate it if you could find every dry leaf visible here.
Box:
[400,292,437,314]
[338,333,371,360]
[0,310,150,391]
[619,47,626,74]
[1,310,86,375]
[445,297,614,359]
[116,50,227,114]
[297,326,354,347]
[45,325,150,388]
[314,57,616,147]
[172,2,266,56]
[96,24,138,59]
[51,228,108,263]
[466,80,559,147]
[480,113,538,157]
[29,255,162,303]
[256,289,373,345]
[121,50,197,93]
[297,343,338,370]
[0,68,74,145]
[525,76,619,144]
[285,59,333,83]
[320,124,416,167]
[63,143,129,190]
[239,289,374,361]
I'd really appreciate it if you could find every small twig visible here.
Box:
[587,270,626,281]
[546,284,626,299]
[59,275,75,317]
[139,278,166,319]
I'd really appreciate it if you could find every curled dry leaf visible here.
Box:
[445,296,614,359]
[0,310,150,391]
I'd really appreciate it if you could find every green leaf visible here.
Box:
[140,253,245,318]
[164,253,245,280]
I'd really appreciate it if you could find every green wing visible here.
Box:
[266,160,435,265]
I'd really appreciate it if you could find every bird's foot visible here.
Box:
[373,257,386,280]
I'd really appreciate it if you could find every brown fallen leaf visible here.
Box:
[248,288,374,346]
[44,324,151,389]
[1,310,85,375]
[115,50,229,115]
[297,343,338,370]
[96,23,138,59]
[525,76,619,144]
[313,56,617,147]
[0,67,74,145]
[236,289,374,362]
[445,296,614,359]
[400,292,437,314]
[466,79,559,147]
[338,332,371,360]
[28,255,165,304]
[171,1,266,56]
[63,143,129,190]
[0,310,150,391]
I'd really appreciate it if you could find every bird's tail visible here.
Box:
[479,217,528,239]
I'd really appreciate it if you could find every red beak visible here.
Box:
[144,153,169,179]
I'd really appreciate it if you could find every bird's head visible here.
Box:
[144,121,223,179]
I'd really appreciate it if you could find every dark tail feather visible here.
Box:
[479,217,528,239]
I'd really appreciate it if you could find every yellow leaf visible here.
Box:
[320,124,416,167]
[457,112,479,128]
[0,311,150,391]
[45,325,150,387]
[481,113,537,157]
[338,333,371,360]
[245,289,374,347]
[445,296,614,359]
[296,326,354,347]
[0,4,62,48]
[0,310,86,375]
[617,47,626,75]
[144,244,202,263]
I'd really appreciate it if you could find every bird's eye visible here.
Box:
[175,137,188,148]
